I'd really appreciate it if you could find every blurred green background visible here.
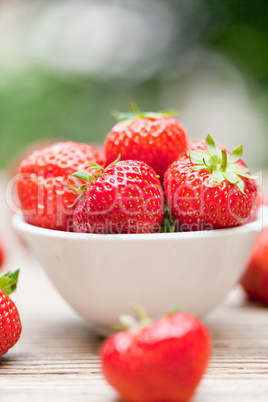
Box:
[0,0,267,169]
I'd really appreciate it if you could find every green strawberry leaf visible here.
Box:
[202,158,217,170]
[111,110,134,122]
[86,163,102,171]
[119,314,137,328]
[154,109,178,116]
[73,171,94,183]
[235,171,258,180]
[0,276,12,289]
[0,269,20,296]
[212,170,225,184]
[228,145,243,163]
[206,135,217,157]
[236,177,245,195]
[223,172,239,184]
[189,150,210,165]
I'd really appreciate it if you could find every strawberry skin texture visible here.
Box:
[241,228,268,305]
[0,289,22,357]
[18,142,104,231]
[164,159,257,231]
[74,160,164,234]
[101,313,211,402]
[105,116,187,180]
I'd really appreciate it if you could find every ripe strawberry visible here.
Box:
[0,270,22,357]
[17,142,104,231]
[73,159,164,234]
[105,104,187,180]
[241,228,268,305]
[101,307,211,402]
[164,135,257,231]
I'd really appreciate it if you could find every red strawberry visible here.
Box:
[101,307,211,402]
[17,142,104,231]
[0,270,22,357]
[164,135,257,231]
[241,228,268,305]
[105,104,187,180]
[73,159,164,234]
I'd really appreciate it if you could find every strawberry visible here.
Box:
[164,135,257,231]
[241,228,268,305]
[72,159,164,234]
[17,142,104,231]
[0,270,22,357]
[101,306,211,402]
[105,104,187,181]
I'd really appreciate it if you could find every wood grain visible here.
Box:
[0,173,268,401]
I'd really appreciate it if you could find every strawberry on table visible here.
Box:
[105,104,187,181]
[241,228,268,306]
[164,135,258,231]
[17,142,104,231]
[101,306,211,402]
[72,158,164,234]
[0,270,22,357]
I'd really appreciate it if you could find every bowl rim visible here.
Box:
[12,207,268,241]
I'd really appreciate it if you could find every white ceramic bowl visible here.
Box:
[13,209,268,333]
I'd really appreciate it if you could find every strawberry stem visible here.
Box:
[221,149,227,172]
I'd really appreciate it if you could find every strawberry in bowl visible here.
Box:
[17,141,103,231]
[105,104,187,181]
[164,135,258,231]
[72,158,164,234]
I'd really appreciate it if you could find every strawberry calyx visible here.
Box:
[111,103,178,126]
[68,155,121,200]
[189,135,257,194]
[111,305,180,334]
[0,269,20,296]
[111,304,153,334]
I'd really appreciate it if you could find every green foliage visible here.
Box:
[0,70,163,168]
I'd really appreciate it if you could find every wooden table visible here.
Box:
[0,173,268,401]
